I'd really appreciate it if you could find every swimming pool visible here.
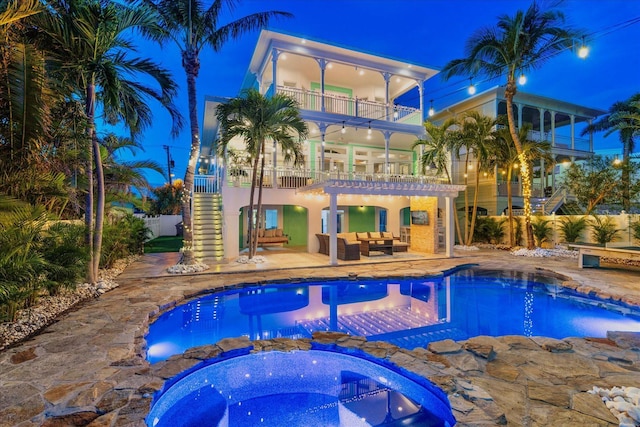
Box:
[146,268,640,363]
[147,349,457,427]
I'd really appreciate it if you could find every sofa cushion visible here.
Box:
[264,229,275,237]
[275,229,283,237]
[369,231,381,238]
[344,232,358,244]
[382,231,393,239]
[356,232,369,240]
[258,229,265,238]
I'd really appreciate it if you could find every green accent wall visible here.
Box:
[310,82,353,115]
[401,207,411,227]
[283,205,308,246]
[348,206,375,232]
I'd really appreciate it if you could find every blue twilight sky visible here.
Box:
[119,0,640,188]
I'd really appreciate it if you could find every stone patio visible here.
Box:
[1,249,640,426]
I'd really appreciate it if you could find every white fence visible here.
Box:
[487,213,639,246]
[135,214,182,239]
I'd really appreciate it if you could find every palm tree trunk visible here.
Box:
[247,142,262,259]
[252,142,267,258]
[466,160,481,246]
[85,83,96,284]
[507,166,514,247]
[463,154,470,244]
[181,52,201,264]
[92,134,105,279]
[445,167,464,245]
[505,81,535,249]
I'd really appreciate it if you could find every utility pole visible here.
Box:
[163,145,173,185]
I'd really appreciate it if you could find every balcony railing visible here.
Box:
[204,167,446,192]
[277,86,421,125]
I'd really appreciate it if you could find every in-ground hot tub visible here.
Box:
[147,349,456,427]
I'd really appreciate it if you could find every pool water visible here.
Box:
[146,268,640,363]
[147,349,456,427]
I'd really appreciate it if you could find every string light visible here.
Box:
[341,121,346,134]
[428,100,435,117]
[518,72,527,85]
[467,78,476,95]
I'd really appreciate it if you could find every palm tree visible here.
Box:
[440,1,582,249]
[581,93,640,211]
[99,133,164,209]
[135,0,292,265]
[458,111,498,246]
[39,0,183,282]
[216,89,307,259]
[495,121,552,246]
[413,118,465,245]
[0,0,42,26]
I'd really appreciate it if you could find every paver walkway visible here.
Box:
[1,249,640,426]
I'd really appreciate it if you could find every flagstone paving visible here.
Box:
[1,249,640,426]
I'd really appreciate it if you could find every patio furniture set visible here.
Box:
[316,231,409,261]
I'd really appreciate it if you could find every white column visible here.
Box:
[224,209,241,260]
[384,131,391,175]
[445,196,454,257]
[383,72,391,121]
[539,108,545,141]
[319,123,327,172]
[417,80,424,122]
[570,114,576,149]
[271,48,280,97]
[588,118,594,152]
[517,103,523,129]
[550,111,556,147]
[272,140,277,188]
[329,193,338,266]
[316,58,327,113]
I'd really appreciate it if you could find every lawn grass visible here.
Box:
[144,236,183,253]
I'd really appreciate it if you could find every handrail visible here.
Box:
[197,167,447,192]
[277,86,420,123]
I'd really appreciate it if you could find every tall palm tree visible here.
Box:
[495,122,552,246]
[135,0,292,265]
[216,89,307,259]
[458,111,498,246]
[0,0,42,27]
[581,93,640,211]
[413,119,465,245]
[440,1,582,249]
[39,0,183,282]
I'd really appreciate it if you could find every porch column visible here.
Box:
[445,196,454,257]
[517,103,523,128]
[329,192,338,266]
[588,118,594,152]
[319,123,327,172]
[316,58,327,113]
[550,111,556,147]
[539,108,545,141]
[417,80,424,122]
[271,48,280,97]
[383,72,391,121]
[384,131,391,176]
[272,140,277,189]
[224,209,241,260]
[570,114,576,149]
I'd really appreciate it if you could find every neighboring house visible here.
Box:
[429,87,605,216]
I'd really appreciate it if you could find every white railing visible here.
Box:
[194,175,220,193]
[199,167,447,192]
[277,86,420,123]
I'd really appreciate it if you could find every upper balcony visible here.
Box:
[277,86,422,125]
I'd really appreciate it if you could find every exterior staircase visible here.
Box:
[192,193,224,261]
[542,186,582,215]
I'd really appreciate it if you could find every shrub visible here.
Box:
[41,223,89,295]
[531,217,553,247]
[101,214,150,268]
[589,215,621,245]
[473,217,506,244]
[514,217,523,246]
[559,216,587,243]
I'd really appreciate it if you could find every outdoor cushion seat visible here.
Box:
[337,237,360,261]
